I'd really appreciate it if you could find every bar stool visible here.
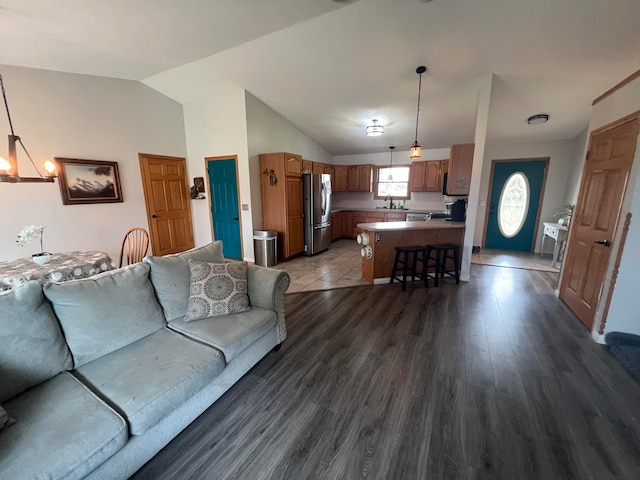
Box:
[390,246,429,291]
[425,243,461,287]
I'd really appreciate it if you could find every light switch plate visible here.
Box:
[242,204,249,211]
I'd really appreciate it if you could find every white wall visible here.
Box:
[473,140,574,253]
[182,88,253,259]
[589,75,640,338]
[245,92,332,232]
[563,127,589,206]
[0,65,186,262]
[332,148,452,212]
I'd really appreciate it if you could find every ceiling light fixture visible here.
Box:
[527,114,549,125]
[410,66,427,159]
[387,146,395,181]
[0,73,56,183]
[366,119,384,137]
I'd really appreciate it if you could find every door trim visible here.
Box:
[204,155,244,259]
[482,157,550,251]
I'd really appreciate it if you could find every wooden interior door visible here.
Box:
[559,118,639,329]
[139,153,195,256]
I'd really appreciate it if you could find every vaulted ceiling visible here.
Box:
[1,0,640,154]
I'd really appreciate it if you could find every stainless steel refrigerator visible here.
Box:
[303,173,332,256]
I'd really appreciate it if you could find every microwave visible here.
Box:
[442,172,466,196]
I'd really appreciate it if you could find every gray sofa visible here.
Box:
[0,241,290,480]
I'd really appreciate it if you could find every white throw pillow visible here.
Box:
[185,260,251,321]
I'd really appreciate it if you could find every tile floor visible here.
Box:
[273,239,368,293]
[273,242,560,293]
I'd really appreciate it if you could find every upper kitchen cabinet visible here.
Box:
[410,160,447,192]
[302,159,312,174]
[348,164,372,192]
[334,165,348,192]
[447,144,474,195]
[324,164,335,177]
[312,162,324,174]
[282,153,302,177]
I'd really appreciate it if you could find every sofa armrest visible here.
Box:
[247,264,290,344]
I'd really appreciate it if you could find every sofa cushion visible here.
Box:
[0,280,73,402]
[169,307,276,362]
[44,262,166,368]
[75,328,225,435]
[0,404,15,432]
[0,372,127,480]
[185,260,251,321]
[144,241,225,322]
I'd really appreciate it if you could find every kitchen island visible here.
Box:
[356,220,465,284]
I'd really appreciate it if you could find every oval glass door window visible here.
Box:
[498,172,530,238]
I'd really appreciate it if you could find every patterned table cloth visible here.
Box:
[0,251,116,289]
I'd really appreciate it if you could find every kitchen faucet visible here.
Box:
[384,194,395,209]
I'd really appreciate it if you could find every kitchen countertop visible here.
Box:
[332,207,445,214]
[356,220,465,231]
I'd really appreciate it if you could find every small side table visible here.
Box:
[541,222,569,268]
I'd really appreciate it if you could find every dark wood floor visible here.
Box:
[132,265,640,480]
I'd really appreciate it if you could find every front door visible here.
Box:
[139,153,195,256]
[207,157,242,259]
[484,159,548,251]
[560,118,639,329]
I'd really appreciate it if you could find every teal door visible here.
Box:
[207,159,242,259]
[485,159,547,251]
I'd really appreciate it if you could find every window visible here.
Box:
[498,172,529,238]
[373,165,411,200]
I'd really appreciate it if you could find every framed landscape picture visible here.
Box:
[55,158,123,205]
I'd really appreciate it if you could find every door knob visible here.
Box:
[233,217,239,221]
[152,214,158,218]
[593,240,611,247]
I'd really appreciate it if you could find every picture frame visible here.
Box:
[55,158,123,205]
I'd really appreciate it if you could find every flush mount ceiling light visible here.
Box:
[0,73,57,183]
[527,114,549,125]
[410,66,427,159]
[366,119,384,137]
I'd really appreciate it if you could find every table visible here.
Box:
[541,222,569,268]
[0,251,116,289]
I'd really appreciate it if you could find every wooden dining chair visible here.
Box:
[119,227,150,267]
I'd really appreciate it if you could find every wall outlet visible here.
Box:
[375,234,381,242]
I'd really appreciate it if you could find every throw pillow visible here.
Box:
[185,260,251,321]
[0,404,16,433]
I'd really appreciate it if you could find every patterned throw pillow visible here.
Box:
[185,260,251,321]
[0,404,16,433]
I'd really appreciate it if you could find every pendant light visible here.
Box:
[410,66,427,159]
[387,146,395,181]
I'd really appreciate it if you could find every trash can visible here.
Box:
[253,230,278,267]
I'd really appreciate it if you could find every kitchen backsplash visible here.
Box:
[332,191,451,212]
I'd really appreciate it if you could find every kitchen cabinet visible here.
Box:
[352,211,366,238]
[334,165,348,192]
[447,143,474,195]
[331,211,343,241]
[302,159,312,174]
[259,152,304,260]
[385,212,407,221]
[366,212,385,223]
[411,160,448,192]
[347,164,372,192]
[312,162,324,174]
[324,164,334,177]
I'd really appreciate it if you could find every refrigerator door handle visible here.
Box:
[321,183,326,217]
